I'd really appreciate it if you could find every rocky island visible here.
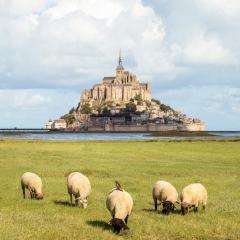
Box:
[46,54,205,132]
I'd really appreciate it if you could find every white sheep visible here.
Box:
[152,180,178,215]
[21,172,43,200]
[180,183,207,215]
[67,172,91,208]
[106,182,133,233]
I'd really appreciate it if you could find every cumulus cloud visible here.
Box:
[0,0,170,89]
[0,89,79,128]
[195,0,240,19]
[182,33,237,65]
[0,0,240,129]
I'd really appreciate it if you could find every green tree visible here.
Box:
[61,114,75,125]
[81,103,92,114]
[145,100,151,108]
[134,94,142,102]
[160,103,174,112]
[151,98,160,105]
[69,107,75,114]
[102,107,109,116]
[126,102,137,112]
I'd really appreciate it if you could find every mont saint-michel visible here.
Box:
[46,54,205,132]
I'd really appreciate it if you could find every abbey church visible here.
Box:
[80,53,151,106]
[46,52,205,132]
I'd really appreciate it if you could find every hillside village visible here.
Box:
[46,54,204,132]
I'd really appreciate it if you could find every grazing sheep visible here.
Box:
[106,182,133,233]
[21,172,43,200]
[67,172,91,208]
[152,180,178,215]
[180,183,207,215]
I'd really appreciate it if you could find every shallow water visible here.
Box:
[0,131,240,140]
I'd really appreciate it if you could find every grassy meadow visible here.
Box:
[0,139,239,240]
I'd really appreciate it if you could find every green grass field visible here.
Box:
[0,139,239,240]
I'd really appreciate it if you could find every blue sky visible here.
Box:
[0,0,240,130]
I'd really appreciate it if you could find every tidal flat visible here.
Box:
[0,139,239,239]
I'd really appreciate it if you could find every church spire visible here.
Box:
[119,49,122,66]
[117,49,124,70]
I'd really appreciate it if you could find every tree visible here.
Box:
[134,94,142,102]
[126,102,137,112]
[151,98,160,105]
[61,114,75,125]
[145,100,151,108]
[160,103,174,112]
[102,106,110,116]
[81,103,92,114]
[69,107,75,114]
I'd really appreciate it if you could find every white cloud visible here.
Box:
[0,0,170,89]
[1,0,240,129]
[0,90,51,109]
[195,0,240,19]
[0,89,79,128]
[182,33,237,65]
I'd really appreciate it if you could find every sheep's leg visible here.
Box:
[22,186,25,199]
[75,198,78,207]
[30,190,33,199]
[124,215,129,224]
[194,204,198,212]
[153,198,158,211]
[69,194,73,206]
[203,204,206,210]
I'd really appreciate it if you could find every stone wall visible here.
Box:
[86,123,205,132]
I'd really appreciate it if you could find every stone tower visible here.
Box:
[116,50,124,82]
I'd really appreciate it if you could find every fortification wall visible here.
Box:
[86,123,205,132]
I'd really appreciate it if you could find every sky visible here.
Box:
[0,0,240,130]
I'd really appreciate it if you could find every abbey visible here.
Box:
[80,53,151,106]
[46,52,205,132]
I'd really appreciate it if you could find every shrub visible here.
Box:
[61,114,75,125]
[145,101,151,108]
[134,94,142,102]
[126,102,137,112]
[81,103,92,114]
[151,98,160,105]
[160,103,174,112]
[69,107,75,114]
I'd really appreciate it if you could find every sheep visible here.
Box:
[152,180,178,215]
[106,182,133,233]
[21,172,43,200]
[180,183,207,215]
[67,172,91,208]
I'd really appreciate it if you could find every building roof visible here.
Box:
[103,77,115,80]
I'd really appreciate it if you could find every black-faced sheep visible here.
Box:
[152,180,178,215]
[180,183,207,215]
[106,182,133,233]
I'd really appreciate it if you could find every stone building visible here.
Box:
[80,53,151,106]
[52,119,67,129]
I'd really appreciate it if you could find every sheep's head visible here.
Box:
[36,193,43,200]
[110,218,129,234]
[181,202,190,215]
[79,198,88,208]
[162,201,175,215]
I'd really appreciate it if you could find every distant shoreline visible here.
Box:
[0,129,240,137]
